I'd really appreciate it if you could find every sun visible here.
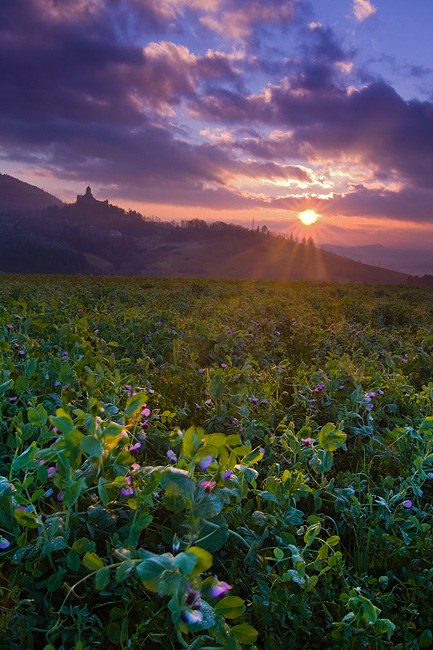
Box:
[299,209,318,226]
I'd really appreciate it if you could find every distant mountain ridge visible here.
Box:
[320,243,433,277]
[0,174,63,211]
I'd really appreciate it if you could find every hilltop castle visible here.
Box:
[75,186,108,206]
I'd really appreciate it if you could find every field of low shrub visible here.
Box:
[1,275,433,650]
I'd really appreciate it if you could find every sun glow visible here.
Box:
[299,209,318,226]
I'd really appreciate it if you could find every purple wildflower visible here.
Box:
[185,587,201,606]
[0,538,10,550]
[129,442,141,456]
[403,499,413,508]
[121,487,134,496]
[222,469,232,479]
[211,581,232,598]
[47,466,57,479]
[366,403,374,410]
[199,456,213,471]
[180,610,203,625]
[167,450,177,462]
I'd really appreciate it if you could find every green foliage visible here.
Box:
[0,275,433,649]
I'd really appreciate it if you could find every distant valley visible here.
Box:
[320,243,433,278]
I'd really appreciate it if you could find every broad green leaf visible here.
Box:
[15,375,29,392]
[161,467,195,498]
[172,552,197,574]
[0,379,13,394]
[186,546,212,576]
[95,567,110,590]
[304,575,318,592]
[116,560,136,582]
[231,624,258,644]
[182,426,204,458]
[50,409,76,434]
[12,442,39,470]
[73,537,94,553]
[318,423,347,451]
[215,596,246,619]
[136,552,173,592]
[327,535,340,546]
[63,477,88,509]
[14,508,40,528]
[242,447,264,465]
[125,392,147,419]
[83,552,104,571]
[274,548,284,562]
[42,537,67,556]
[80,435,103,458]
[375,618,396,639]
[28,405,48,427]
[304,523,321,548]
[66,550,81,571]
[203,433,226,452]
[420,629,433,648]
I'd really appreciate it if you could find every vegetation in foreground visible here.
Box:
[0,275,433,650]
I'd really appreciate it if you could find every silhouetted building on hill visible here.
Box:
[76,186,109,206]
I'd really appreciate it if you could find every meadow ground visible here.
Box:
[0,275,433,650]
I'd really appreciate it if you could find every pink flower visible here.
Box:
[201,481,216,494]
[141,408,151,417]
[301,438,314,447]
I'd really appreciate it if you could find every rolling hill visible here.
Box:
[0,173,63,211]
[0,175,410,283]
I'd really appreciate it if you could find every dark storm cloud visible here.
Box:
[0,0,432,223]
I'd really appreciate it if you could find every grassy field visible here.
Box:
[1,275,433,650]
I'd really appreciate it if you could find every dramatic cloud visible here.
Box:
[0,0,432,243]
[353,0,377,22]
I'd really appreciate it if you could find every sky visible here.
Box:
[1,0,432,247]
